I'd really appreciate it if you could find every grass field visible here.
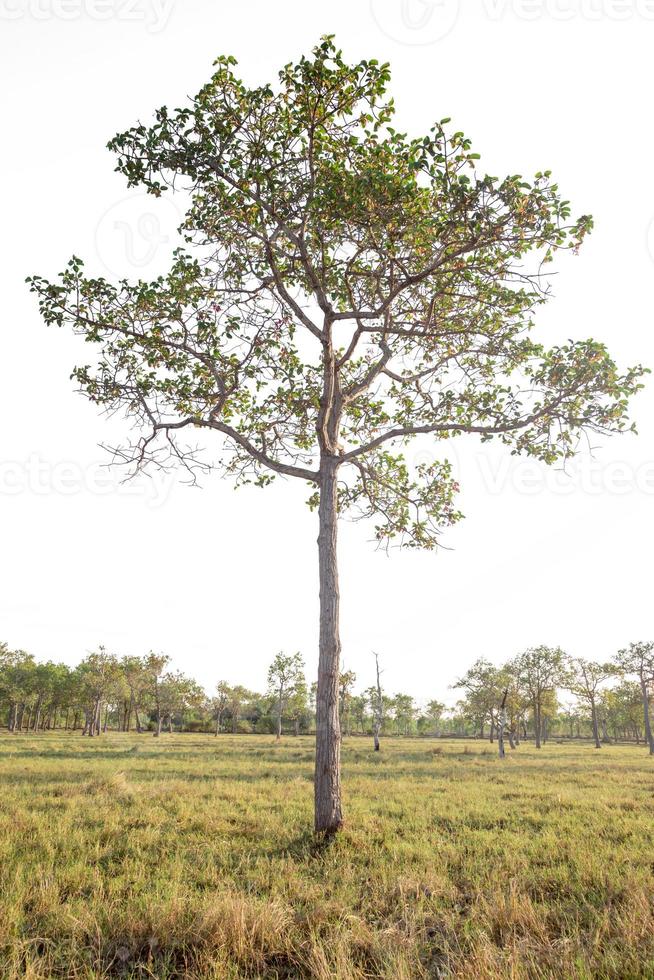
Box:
[1,734,653,979]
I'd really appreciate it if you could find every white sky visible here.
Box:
[1,0,653,706]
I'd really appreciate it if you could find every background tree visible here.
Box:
[287,675,310,735]
[1,648,35,733]
[212,680,231,735]
[367,652,385,751]
[28,40,643,833]
[391,693,416,736]
[566,658,614,749]
[267,652,304,740]
[453,658,505,740]
[514,647,565,748]
[424,699,446,736]
[226,685,253,734]
[121,655,149,733]
[143,652,171,736]
[602,682,644,744]
[615,642,654,754]
[77,648,120,737]
[338,669,357,737]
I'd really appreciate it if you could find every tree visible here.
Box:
[143,652,171,736]
[212,680,231,735]
[514,646,565,748]
[367,652,385,751]
[615,642,654,755]
[225,685,253,734]
[1,648,35,732]
[288,675,310,735]
[602,682,644,744]
[77,648,120,736]
[391,693,416,735]
[424,699,445,736]
[566,658,614,749]
[267,652,304,740]
[338,669,357,736]
[453,658,505,739]
[121,655,150,733]
[28,40,642,834]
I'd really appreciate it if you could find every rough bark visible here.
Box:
[314,459,343,835]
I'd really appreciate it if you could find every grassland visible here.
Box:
[0,734,653,979]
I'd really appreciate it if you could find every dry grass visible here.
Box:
[0,733,653,978]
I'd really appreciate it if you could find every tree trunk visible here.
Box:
[276,692,283,741]
[33,697,43,732]
[314,459,343,835]
[534,703,541,749]
[591,701,601,749]
[640,676,654,755]
[497,709,506,759]
[373,653,382,752]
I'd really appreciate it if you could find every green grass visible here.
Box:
[1,733,653,979]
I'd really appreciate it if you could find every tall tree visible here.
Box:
[615,642,654,755]
[212,680,231,736]
[288,674,310,736]
[143,652,171,737]
[453,658,504,739]
[424,699,446,736]
[267,652,304,740]
[225,685,253,734]
[514,646,565,748]
[338,669,357,737]
[29,39,642,833]
[367,651,385,751]
[566,658,614,749]
[77,648,120,737]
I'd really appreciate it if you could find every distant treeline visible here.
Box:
[1,642,653,750]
